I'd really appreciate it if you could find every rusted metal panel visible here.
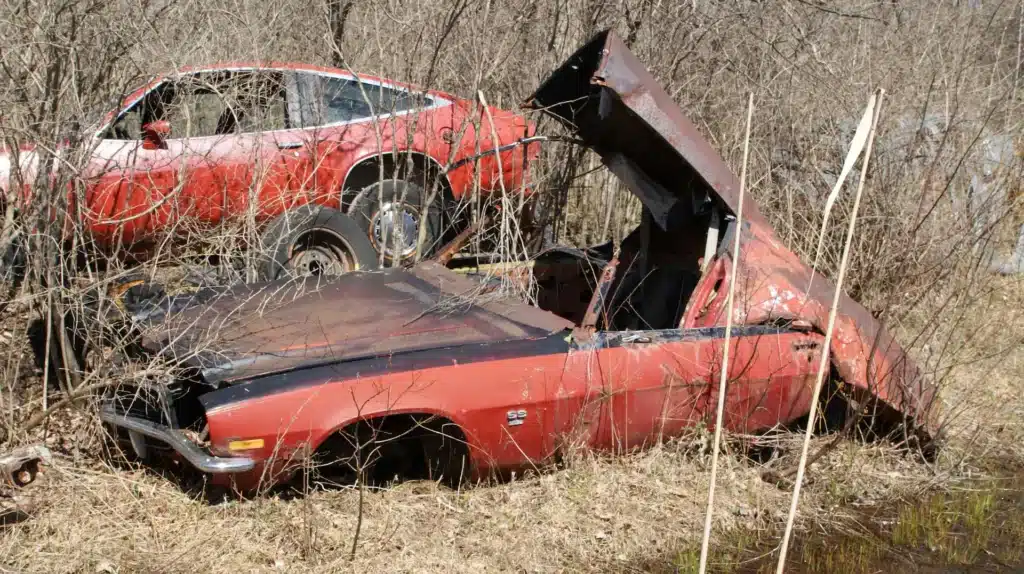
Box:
[580,253,618,335]
[525,29,766,227]
[140,262,572,383]
[527,29,938,442]
[431,215,488,266]
[682,221,940,441]
[735,224,940,439]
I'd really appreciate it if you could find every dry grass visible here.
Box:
[934,277,1024,461]
[0,438,886,573]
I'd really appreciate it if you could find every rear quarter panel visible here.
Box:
[687,221,940,439]
[302,103,457,206]
[444,102,536,199]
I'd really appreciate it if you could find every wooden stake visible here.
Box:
[698,92,754,574]
[775,89,885,574]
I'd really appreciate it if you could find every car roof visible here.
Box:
[161,62,463,101]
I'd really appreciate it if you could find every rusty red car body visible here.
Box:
[98,31,939,492]
[525,29,939,440]
[0,62,536,256]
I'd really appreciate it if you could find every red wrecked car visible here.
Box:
[98,31,939,492]
[0,63,536,275]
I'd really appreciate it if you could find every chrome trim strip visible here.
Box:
[99,404,255,473]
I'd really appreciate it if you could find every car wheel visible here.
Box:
[260,205,379,281]
[102,423,143,466]
[351,180,441,266]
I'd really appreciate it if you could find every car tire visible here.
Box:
[33,271,149,390]
[102,424,142,466]
[260,205,379,281]
[350,180,442,266]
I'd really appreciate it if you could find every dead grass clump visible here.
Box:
[3,423,990,574]
[0,443,774,573]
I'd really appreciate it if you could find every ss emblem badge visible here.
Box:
[506,409,527,426]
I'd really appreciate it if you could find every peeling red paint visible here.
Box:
[689,221,940,438]
[527,29,939,440]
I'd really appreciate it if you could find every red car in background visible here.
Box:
[0,63,537,277]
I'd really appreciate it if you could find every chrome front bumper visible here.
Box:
[99,405,255,473]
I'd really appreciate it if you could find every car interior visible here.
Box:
[519,41,736,334]
[531,191,725,332]
[105,70,289,140]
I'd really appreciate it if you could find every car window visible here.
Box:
[225,72,289,133]
[166,84,231,138]
[313,75,433,125]
[105,71,289,140]
[105,87,158,140]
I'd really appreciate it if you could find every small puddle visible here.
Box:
[640,470,1024,573]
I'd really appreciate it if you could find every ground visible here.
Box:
[0,277,1021,574]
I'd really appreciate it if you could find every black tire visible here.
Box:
[102,423,142,466]
[41,276,130,389]
[33,269,140,390]
[260,205,379,281]
[350,180,442,266]
[47,305,88,388]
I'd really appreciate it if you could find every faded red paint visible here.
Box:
[683,222,940,437]
[201,326,825,490]
[0,62,537,253]
[526,29,939,440]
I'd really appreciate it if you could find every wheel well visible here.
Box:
[312,413,470,487]
[780,332,927,453]
[342,153,454,213]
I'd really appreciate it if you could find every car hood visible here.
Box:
[525,29,767,230]
[136,262,572,384]
[528,29,941,443]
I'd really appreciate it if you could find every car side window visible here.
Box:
[224,71,289,133]
[105,86,161,140]
[165,82,231,138]
[105,71,289,140]
[313,75,432,125]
